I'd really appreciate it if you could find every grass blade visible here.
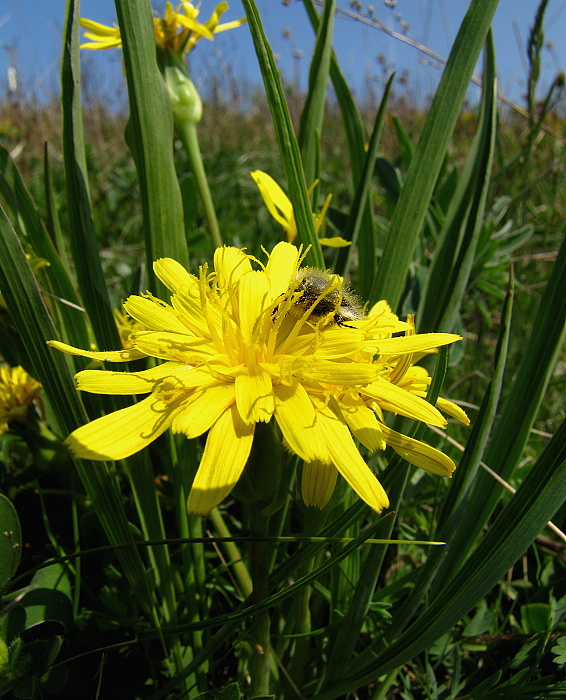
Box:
[114,0,189,289]
[369,0,500,310]
[241,0,323,267]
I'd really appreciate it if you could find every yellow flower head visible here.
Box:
[80,2,245,56]
[49,243,466,515]
[0,366,43,435]
[251,170,351,248]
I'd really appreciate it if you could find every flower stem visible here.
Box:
[176,120,223,249]
[248,508,271,695]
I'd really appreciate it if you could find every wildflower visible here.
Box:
[80,2,245,56]
[48,243,465,515]
[0,366,42,435]
[251,170,350,247]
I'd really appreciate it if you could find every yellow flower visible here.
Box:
[0,366,43,435]
[251,170,350,248]
[80,2,245,56]
[49,243,464,515]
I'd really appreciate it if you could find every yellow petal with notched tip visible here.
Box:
[436,397,470,425]
[265,242,300,300]
[337,395,386,451]
[363,376,447,428]
[75,363,186,394]
[312,402,389,512]
[65,394,179,460]
[123,295,189,333]
[302,460,337,508]
[380,424,455,477]
[187,404,255,515]
[376,333,462,356]
[154,257,198,294]
[214,246,252,295]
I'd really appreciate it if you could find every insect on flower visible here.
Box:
[277,267,363,328]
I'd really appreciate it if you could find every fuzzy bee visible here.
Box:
[280,267,363,328]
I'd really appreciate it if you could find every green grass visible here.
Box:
[0,0,564,697]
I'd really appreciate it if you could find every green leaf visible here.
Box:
[369,0,500,310]
[114,0,190,291]
[0,146,89,350]
[61,0,121,350]
[0,205,156,621]
[418,31,498,333]
[241,0,323,268]
[18,563,73,635]
[0,494,22,587]
[298,0,335,189]
[317,417,566,698]
[335,73,394,280]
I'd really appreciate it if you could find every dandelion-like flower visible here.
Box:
[0,365,43,435]
[49,243,467,515]
[80,1,245,55]
[251,170,350,248]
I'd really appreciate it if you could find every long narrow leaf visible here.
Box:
[114,0,189,290]
[241,0,323,268]
[61,0,121,350]
[318,417,566,698]
[0,204,156,620]
[369,0,500,310]
[434,234,566,580]
[298,0,335,189]
[418,32,498,333]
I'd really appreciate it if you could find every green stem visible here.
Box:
[249,509,271,695]
[209,507,253,598]
[176,120,223,249]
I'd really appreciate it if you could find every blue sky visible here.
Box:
[1,1,565,110]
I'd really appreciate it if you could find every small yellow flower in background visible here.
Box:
[251,170,351,248]
[80,1,245,56]
[49,243,467,516]
[114,307,150,350]
[0,366,43,435]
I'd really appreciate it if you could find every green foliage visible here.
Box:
[0,0,564,697]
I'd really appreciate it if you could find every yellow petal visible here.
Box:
[337,395,386,451]
[172,383,235,437]
[318,237,351,248]
[235,371,274,424]
[289,329,364,359]
[300,360,378,386]
[380,424,456,477]
[251,171,294,228]
[274,382,329,463]
[47,340,145,362]
[265,241,300,300]
[65,394,177,460]
[154,258,198,293]
[363,377,447,428]
[237,270,270,341]
[123,295,189,333]
[436,397,470,425]
[376,333,462,356]
[214,247,252,296]
[75,363,187,394]
[187,404,255,515]
[302,460,337,508]
[131,331,215,362]
[314,403,389,512]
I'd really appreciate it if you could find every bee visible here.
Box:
[282,268,363,327]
